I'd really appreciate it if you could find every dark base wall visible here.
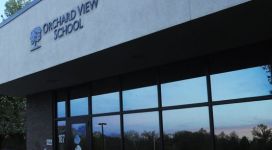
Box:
[26,92,53,150]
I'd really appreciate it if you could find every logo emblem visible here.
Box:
[74,135,81,145]
[30,27,42,51]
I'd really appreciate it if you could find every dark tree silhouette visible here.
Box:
[0,96,26,149]
[92,124,272,150]
[252,124,272,143]
[239,136,250,150]
[263,65,272,84]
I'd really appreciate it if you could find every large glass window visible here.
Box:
[124,112,160,150]
[214,100,272,150]
[57,101,66,118]
[163,107,211,150]
[161,77,208,106]
[211,66,272,101]
[57,121,66,150]
[93,115,121,150]
[55,63,272,150]
[70,97,89,116]
[123,86,158,111]
[92,92,120,114]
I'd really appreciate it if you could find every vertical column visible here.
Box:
[52,91,57,150]
[89,84,94,150]
[157,68,165,150]
[119,76,125,150]
[66,89,71,150]
[207,72,216,150]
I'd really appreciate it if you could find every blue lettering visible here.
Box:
[77,4,84,16]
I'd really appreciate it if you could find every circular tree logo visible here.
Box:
[30,27,42,51]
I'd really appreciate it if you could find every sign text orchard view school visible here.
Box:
[44,0,99,40]
[30,0,99,51]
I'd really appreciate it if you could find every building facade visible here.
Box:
[0,0,272,150]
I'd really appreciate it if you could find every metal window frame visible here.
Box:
[53,63,272,150]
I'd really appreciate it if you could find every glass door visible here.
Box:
[69,117,90,150]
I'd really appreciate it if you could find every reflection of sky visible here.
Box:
[59,65,272,139]
[93,115,121,137]
[71,97,88,116]
[124,112,160,133]
[72,123,86,136]
[161,77,207,106]
[92,92,119,114]
[123,86,158,110]
[214,100,272,139]
[212,66,272,100]
[163,107,210,134]
[57,101,66,118]
[58,121,66,127]
[215,125,263,140]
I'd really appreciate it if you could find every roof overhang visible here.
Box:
[0,0,272,96]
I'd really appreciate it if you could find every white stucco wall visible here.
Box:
[0,0,249,85]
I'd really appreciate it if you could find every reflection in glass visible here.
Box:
[163,107,211,150]
[92,92,120,114]
[57,121,66,150]
[161,77,208,106]
[70,97,88,116]
[72,123,88,150]
[93,115,121,150]
[214,100,272,150]
[57,101,66,118]
[124,112,160,150]
[211,66,272,100]
[123,86,158,110]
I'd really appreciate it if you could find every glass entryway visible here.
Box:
[69,118,90,150]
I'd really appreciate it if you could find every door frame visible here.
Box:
[67,116,91,150]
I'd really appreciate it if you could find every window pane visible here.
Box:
[162,77,208,106]
[57,101,66,118]
[214,100,272,150]
[124,112,160,150]
[70,97,88,116]
[123,86,158,110]
[93,115,121,150]
[57,121,66,150]
[163,107,211,150]
[211,66,272,101]
[71,123,88,150]
[92,92,119,114]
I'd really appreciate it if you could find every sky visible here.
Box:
[0,0,7,18]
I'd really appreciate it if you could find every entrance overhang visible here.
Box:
[0,0,272,96]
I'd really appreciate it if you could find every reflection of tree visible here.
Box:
[125,130,159,150]
[216,124,272,150]
[92,124,272,150]
[125,125,271,150]
[252,124,272,143]
[263,65,272,94]
[164,128,211,150]
[93,131,121,150]
[263,65,272,85]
